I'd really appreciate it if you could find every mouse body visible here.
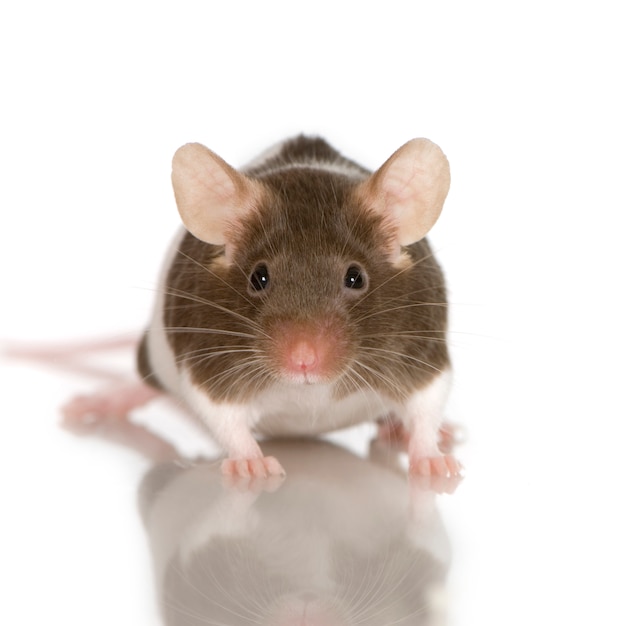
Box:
[137,135,459,478]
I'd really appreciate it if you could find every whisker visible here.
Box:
[176,248,260,311]
[349,543,429,625]
[345,546,398,624]
[353,301,448,325]
[359,345,443,375]
[163,562,265,625]
[196,358,272,397]
[339,363,375,396]
[338,366,393,420]
[350,358,406,398]
[360,330,448,343]
[257,211,281,260]
[338,201,364,261]
[175,348,261,368]
[348,249,440,313]
[163,286,271,340]
[163,326,258,340]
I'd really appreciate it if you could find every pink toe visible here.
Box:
[431,456,448,476]
[220,459,236,476]
[411,454,464,478]
[414,458,431,476]
[248,457,267,478]
[445,455,462,476]
[264,456,286,477]
[236,459,252,478]
[221,456,286,480]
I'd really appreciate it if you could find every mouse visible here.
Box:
[62,135,461,480]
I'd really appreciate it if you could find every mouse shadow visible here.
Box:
[66,416,454,625]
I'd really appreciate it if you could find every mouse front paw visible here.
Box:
[410,454,463,478]
[409,454,464,494]
[221,455,286,479]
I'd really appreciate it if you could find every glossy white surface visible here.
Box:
[2,2,625,625]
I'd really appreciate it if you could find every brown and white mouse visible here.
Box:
[65,135,461,479]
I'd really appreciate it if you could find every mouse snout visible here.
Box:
[269,318,349,383]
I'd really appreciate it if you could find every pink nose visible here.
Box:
[270,317,347,382]
[288,339,319,373]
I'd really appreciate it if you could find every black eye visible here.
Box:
[344,265,367,290]
[249,263,270,292]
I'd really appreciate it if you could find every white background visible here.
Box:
[1,2,625,624]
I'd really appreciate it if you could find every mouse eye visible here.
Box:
[344,264,368,290]
[249,263,270,293]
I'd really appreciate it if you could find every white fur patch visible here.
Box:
[255,159,367,180]
[251,382,389,437]
[179,368,389,441]
[178,367,451,445]
[401,369,452,457]
[180,364,395,442]
[179,368,263,459]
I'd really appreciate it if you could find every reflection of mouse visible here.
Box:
[139,439,451,626]
[63,135,461,479]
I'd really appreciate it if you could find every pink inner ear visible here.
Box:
[381,159,421,204]
[172,142,265,246]
[357,139,450,248]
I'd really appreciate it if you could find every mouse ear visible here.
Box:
[171,143,265,245]
[357,138,450,247]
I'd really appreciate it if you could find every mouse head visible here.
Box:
[171,138,450,392]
